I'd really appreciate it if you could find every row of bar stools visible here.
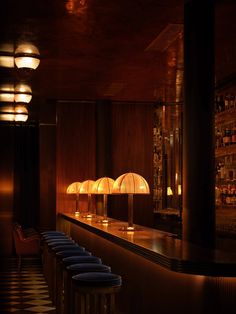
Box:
[43,239,77,300]
[50,244,86,305]
[55,248,92,311]
[41,231,122,314]
[62,256,103,314]
[72,272,122,314]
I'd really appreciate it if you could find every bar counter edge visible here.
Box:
[58,213,236,277]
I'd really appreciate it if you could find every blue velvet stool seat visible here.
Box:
[72,272,122,314]
[55,249,92,309]
[44,241,79,303]
[61,256,102,314]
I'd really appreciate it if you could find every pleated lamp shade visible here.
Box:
[66,182,81,194]
[112,172,150,195]
[92,177,114,194]
[112,172,150,231]
[79,180,95,194]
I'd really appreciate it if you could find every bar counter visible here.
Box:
[58,212,236,314]
[58,212,236,277]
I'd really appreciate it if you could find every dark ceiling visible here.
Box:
[0,0,236,107]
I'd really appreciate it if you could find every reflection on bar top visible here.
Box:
[59,213,236,277]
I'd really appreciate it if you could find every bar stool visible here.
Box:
[72,272,122,314]
[55,249,92,308]
[45,242,81,301]
[42,239,76,285]
[61,256,102,314]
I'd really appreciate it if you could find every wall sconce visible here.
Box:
[14,83,32,103]
[0,104,28,122]
[66,181,81,215]
[92,177,114,224]
[79,179,95,218]
[112,172,150,231]
[0,84,15,102]
[15,43,40,70]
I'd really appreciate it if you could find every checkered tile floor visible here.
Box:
[0,257,56,314]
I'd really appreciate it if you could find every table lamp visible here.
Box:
[79,179,95,218]
[66,182,81,216]
[92,177,115,224]
[112,172,150,231]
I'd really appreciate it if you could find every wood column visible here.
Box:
[183,0,215,247]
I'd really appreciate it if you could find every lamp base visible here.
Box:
[96,218,112,225]
[82,213,94,219]
[119,226,142,232]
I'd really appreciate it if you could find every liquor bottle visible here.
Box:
[223,128,231,146]
[219,95,225,112]
[232,126,236,144]
[224,94,230,111]
[229,94,235,109]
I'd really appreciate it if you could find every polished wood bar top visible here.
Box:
[59,213,236,277]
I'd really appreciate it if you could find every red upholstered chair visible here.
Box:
[13,224,41,270]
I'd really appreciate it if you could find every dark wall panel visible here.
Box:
[110,102,154,227]
[0,125,14,256]
[56,101,96,214]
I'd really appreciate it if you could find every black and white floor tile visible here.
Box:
[0,257,56,314]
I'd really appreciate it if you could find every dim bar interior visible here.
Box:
[1,0,236,313]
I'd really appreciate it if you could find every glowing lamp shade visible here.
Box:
[0,43,14,68]
[66,181,81,214]
[0,105,28,122]
[14,83,32,103]
[79,180,95,218]
[0,84,15,102]
[112,172,150,231]
[92,177,114,223]
[14,105,28,122]
[15,43,40,70]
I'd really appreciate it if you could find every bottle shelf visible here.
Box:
[215,144,236,157]
[215,106,236,125]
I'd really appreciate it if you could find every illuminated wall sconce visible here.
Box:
[92,176,115,224]
[15,43,40,70]
[0,84,15,102]
[79,179,95,218]
[0,43,14,68]
[112,172,150,231]
[66,181,81,215]
[14,83,32,103]
[0,104,28,122]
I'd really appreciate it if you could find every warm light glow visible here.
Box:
[0,84,15,102]
[0,56,14,68]
[79,180,95,194]
[0,43,14,68]
[66,181,81,194]
[0,105,28,122]
[14,83,32,103]
[167,186,173,196]
[178,184,182,195]
[14,105,28,122]
[92,177,114,194]
[112,172,150,194]
[15,43,40,70]
[0,105,15,121]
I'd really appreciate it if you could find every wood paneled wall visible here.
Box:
[56,100,96,214]
[110,102,154,227]
[56,100,154,227]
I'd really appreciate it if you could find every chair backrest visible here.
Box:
[12,225,40,256]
